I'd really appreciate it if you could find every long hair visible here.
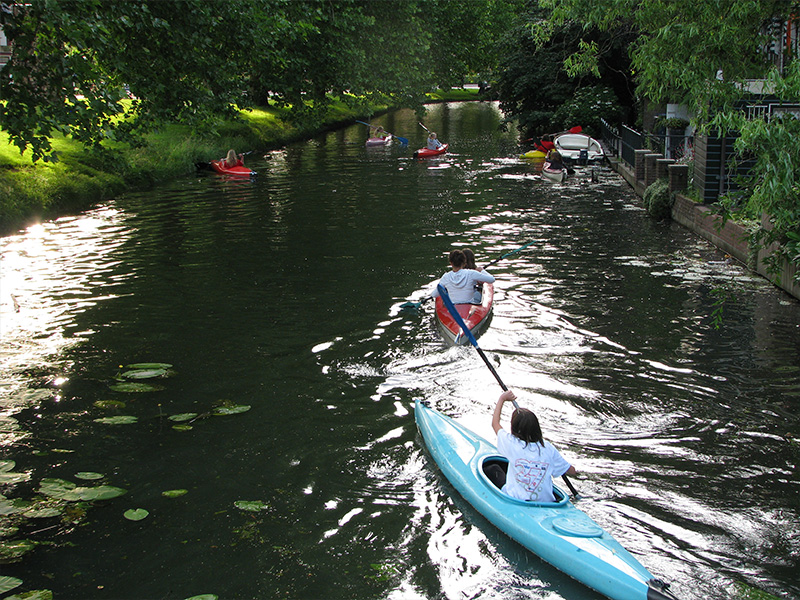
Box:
[463,248,477,270]
[510,408,545,447]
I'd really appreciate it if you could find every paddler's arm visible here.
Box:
[492,389,517,434]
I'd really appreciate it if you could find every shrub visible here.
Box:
[643,178,673,220]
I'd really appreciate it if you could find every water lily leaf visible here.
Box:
[0,576,23,594]
[51,448,74,453]
[162,489,188,498]
[0,498,30,516]
[22,503,64,519]
[126,363,172,370]
[94,416,138,425]
[184,595,218,600]
[0,460,15,473]
[94,400,126,409]
[124,508,149,521]
[172,424,193,432]
[168,413,197,422]
[109,382,163,393]
[75,472,104,481]
[214,405,251,416]
[0,522,19,537]
[0,539,36,562]
[121,369,167,380]
[234,500,269,512]
[6,590,54,600]
[38,478,76,500]
[0,471,31,485]
[77,485,127,501]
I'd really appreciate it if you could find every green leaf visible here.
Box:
[121,368,167,380]
[184,595,218,600]
[75,472,104,481]
[0,539,36,563]
[162,489,188,498]
[94,416,138,425]
[0,460,15,473]
[0,471,31,485]
[77,485,127,501]
[6,590,54,600]
[214,405,251,416]
[125,363,173,370]
[0,575,23,594]
[109,382,163,393]
[168,413,197,422]
[123,508,149,521]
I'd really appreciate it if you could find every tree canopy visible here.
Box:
[535,0,800,282]
[0,0,519,161]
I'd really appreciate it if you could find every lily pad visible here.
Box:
[234,500,269,512]
[75,472,104,481]
[22,503,64,519]
[168,413,197,422]
[0,471,31,485]
[0,460,15,473]
[109,382,163,393]
[162,489,188,498]
[126,363,173,370]
[94,400,126,409]
[172,424,193,432]
[214,405,251,416]
[76,485,127,501]
[121,369,167,380]
[0,576,23,594]
[123,508,149,521]
[184,595,218,600]
[6,590,54,600]
[0,539,36,562]
[94,416,138,425]
[38,478,76,500]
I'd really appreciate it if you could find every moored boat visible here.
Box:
[414,400,679,600]
[554,133,604,162]
[541,160,567,183]
[413,143,448,158]
[210,160,257,177]
[434,282,493,345]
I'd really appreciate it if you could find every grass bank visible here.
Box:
[0,89,480,235]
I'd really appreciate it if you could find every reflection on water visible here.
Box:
[1,102,799,600]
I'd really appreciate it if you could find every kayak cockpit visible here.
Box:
[480,456,570,507]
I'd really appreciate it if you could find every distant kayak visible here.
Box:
[520,149,546,160]
[541,161,567,183]
[366,135,392,147]
[210,160,256,177]
[414,143,448,158]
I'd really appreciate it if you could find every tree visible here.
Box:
[536,0,800,283]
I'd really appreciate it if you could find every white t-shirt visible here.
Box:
[432,269,495,304]
[496,429,571,502]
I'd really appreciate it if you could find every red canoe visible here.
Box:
[435,282,494,345]
[210,160,257,177]
[413,143,448,159]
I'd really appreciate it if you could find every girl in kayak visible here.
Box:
[431,249,494,305]
[427,132,444,150]
[222,149,244,168]
[488,389,577,503]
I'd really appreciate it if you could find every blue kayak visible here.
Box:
[414,400,678,600]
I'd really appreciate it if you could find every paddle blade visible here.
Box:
[395,136,409,146]
[569,126,583,133]
[437,285,479,348]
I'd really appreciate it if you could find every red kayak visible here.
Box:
[210,160,256,177]
[435,282,493,345]
[413,143,448,159]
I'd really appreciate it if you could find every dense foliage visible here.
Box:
[0,0,519,161]
[495,4,634,138]
[536,0,800,283]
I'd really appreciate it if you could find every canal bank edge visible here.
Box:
[606,154,800,302]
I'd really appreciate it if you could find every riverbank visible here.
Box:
[0,88,480,235]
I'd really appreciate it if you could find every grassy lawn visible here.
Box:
[0,88,479,233]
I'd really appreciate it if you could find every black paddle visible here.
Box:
[437,283,581,499]
[399,240,536,312]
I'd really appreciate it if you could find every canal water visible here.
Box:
[1,102,799,600]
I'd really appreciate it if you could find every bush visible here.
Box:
[643,178,673,220]
[552,85,624,136]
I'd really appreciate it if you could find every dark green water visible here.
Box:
[1,102,799,600]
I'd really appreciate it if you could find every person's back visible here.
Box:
[432,249,494,304]
[427,132,443,150]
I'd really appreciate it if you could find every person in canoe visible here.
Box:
[427,132,444,150]
[431,249,494,305]
[545,149,564,170]
[488,389,577,503]
[222,149,245,169]
[462,248,484,304]
[374,126,388,139]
